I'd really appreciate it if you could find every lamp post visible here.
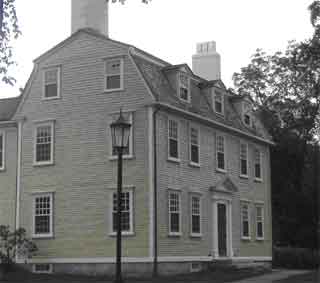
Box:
[110,110,131,283]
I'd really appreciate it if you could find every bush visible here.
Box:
[273,246,320,269]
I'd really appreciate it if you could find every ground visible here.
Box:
[275,270,319,283]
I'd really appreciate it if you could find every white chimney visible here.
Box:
[71,0,109,36]
[192,41,221,81]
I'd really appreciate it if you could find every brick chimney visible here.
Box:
[192,41,221,81]
[71,0,109,36]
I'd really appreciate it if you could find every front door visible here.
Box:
[217,203,227,257]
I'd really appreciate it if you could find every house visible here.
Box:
[0,0,273,276]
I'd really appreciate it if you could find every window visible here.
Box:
[110,112,133,159]
[254,148,262,180]
[33,193,53,238]
[216,135,225,171]
[168,119,179,160]
[168,191,181,235]
[244,114,251,126]
[34,122,54,166]
[43,67,60,99]
[243,101,252,126]
[214,91,224,114]
[190,126,200,165]
[178,73,190,102]
[111,190,133,235]
[0,132,4,170]
[105,58,123,91]
[255,205,264,240]
[241,202,250,239]
[190,195,201,236]
[240,143,248,177]
[33,264,53,274]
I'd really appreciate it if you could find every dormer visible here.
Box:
[212,89,224,115]
[230,95,255,128]
[178,72,190,103]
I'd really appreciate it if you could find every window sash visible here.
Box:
[240,143,248,176]
[0,133,4,169]
[191,196,201,235]
[241,203,250,238]
[254,149,262,179]
[33,194,53,237]
[34,123,54,165]
[256,206,264,239]
[105,59,123,91]
[169,192,181,234]
[43,68,59,99]
[179,73,190,102]
[168,119,179,159]
[216,135,225,170]
[214,92,223,114]
[190,127,200,164]
[112,191,132,233]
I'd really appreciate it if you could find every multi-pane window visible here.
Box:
[190,195,201,235]
[105,58,123,91]
[214,91,224,114]
[34,123,54,165]
[112,191,133,234]
[216,135,225,171]
[240,143,248,177]
[33,194,53,237]
[179,73,190,102]
[255,205,264,239]
[110,113,133,158]
[168,191,181,235]
[168,119,179,160]
[43,68,60,99]
[0,132,4,170]
[254,148,262,180]
[241,202,250,239]
[190,127,200,165]
[243,102,252,126]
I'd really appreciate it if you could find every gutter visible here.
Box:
[152,102,275,146]
[0,120,17,126]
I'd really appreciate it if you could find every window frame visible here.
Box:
[178,72,190,103]
[242,101,252,127]
[213,90,224,115]
[109,112,133,160]
[254,148,263,182]
[0,131,5,171]
[216,134,226,172]
[168,190,182,236]
[190,194,202,237]
[241,201,251,240]
[32,193,54,239]
[168,118,180,162]
[32,264,53,274]
[104,57,124,92]
[189,125,200,167]
[255,203,265,240]
[33,121,55,166]
[42,67,61,100]
[109,189,134,236]
[239,142,248,178]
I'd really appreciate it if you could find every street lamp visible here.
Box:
[110,109,131,283]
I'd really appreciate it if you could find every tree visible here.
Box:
[0,226,37,279]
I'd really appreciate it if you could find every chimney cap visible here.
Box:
[196,41,217,55]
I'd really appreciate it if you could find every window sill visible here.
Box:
[0,167,6,172]
[241,236,251,241]
[216,168,227,174]
[256,237,265,241]
[167,157,180,164]
[109,155,134,161]
[41,96,61,101]
[254,178,263,183]
[168,232,182,237]
[33,161,54,167]
[190,233,202,238]
[109,232,135,237]
[239,174,249,179]
[189,162,200,168]
[104,88,124,93]
[32,234,53,239]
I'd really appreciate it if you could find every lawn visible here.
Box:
[275,270,319,283]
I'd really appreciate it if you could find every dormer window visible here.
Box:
[214,90,224,114]
[178,73,190,102]
[243,101,252,127]
[244,114,251,126]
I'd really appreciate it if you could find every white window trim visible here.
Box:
[254,148,263,182]
[32,264,53,274]
[213,90,224,115]
[216,134,226,172]
[109,112,133,160]
[42,67,61,100]
[32,193,54,239]
[109,188,134,236]
[242,102,252,127]
[240,201,251,240]
[177,72,191,103]
[33,121,55,166]
[167,117,180,163]
[104,58,124,92]
[189,124,200,167]
[190,194,202,237]
[239,142,249,178]
[168,189,182,236]
[255,203,265,240]
[0,131,5,171]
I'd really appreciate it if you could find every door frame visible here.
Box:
[212,196,233,258]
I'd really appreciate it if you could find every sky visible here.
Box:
[1,0,315,99]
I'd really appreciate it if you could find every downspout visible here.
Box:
[153,105,160,277]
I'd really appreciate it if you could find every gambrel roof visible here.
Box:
[0,96,21,121]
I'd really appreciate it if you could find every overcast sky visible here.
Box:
[1,0,315,99]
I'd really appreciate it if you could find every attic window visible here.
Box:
[214,91,224,114]
[43,67,60,99]
[244,114,251,126]
[105,58,123,91]
[178,73,190,102]
[243,101,252,127]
